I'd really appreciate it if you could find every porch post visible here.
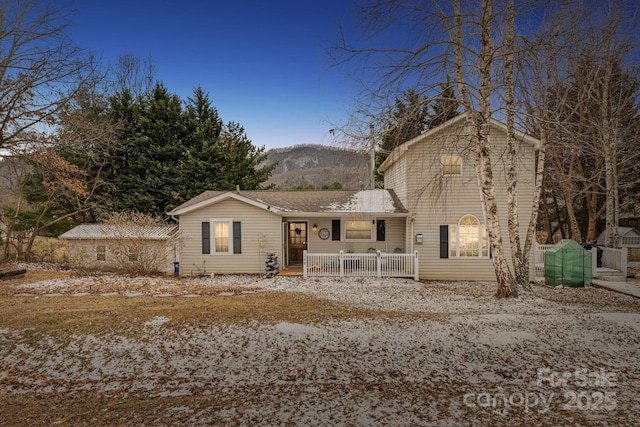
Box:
[339,250,344,278]
[303,250,308,279]
[376,250,382,278]
[414,250,419,281]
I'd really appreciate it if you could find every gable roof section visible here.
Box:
[378,112,540,174]
[168,189,409,217]
[596,227,640,245]
[59,224,178,240]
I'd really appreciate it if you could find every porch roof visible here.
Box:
[168,189,410,217]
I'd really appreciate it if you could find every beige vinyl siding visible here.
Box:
[383,156,408,206]
[405,121,536,281]
[178,199,282,275]
[305,217,407,255]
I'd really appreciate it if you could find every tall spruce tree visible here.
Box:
[218,121,275,190]
[116,83,187,213]
[375,85,460,184]
[182,86,225,198]
[428,81,461,129]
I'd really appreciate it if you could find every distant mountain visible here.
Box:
[262,144,371,189]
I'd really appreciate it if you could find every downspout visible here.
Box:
[410,215,415,253]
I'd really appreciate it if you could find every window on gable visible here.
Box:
[96,245,106,261]
[442,155,462,175]
[449,215,489,257]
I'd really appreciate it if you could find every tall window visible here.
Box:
[442,155,462,175]
[214,222,230,253]
[450,215,488,257]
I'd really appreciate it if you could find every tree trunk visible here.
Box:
[601,63,619,249]
[504,0,531,293]
[453,0,516,297]
[481,0,515,297]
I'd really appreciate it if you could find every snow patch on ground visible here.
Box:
[2,272,640,425]
[144,316,171,327]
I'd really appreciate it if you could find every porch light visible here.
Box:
[312,224,318,232]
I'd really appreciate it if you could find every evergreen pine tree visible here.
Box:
[182,86,224,198]
[218,121,275,191]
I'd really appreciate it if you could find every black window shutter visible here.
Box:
[233,222,242,254]
[377,220,386,241]
[332,219,341,241]
[202,222,210,254]
[439,225,449,258]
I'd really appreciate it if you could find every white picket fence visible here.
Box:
[534,243,555,276]
[303,250,419,280]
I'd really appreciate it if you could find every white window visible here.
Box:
[442,155,462,175]
[213,220,232,253]
[449,215,489,257]
[203,220,241,254]
[96,245,106,261]
[344,220,374,241]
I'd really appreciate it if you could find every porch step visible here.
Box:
[599,275,627,282]
[594,268,626,281]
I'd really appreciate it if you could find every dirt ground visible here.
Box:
[1,264,639,426]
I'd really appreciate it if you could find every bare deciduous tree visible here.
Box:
[0,0,95,154]
[333,0,558,297]
[112,52,156,99]
[533,2,640,247]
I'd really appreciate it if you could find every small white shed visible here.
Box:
[59,224,179,274]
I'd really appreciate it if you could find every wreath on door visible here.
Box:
[295,227,302,235]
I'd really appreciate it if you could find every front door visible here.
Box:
[287,222,308,266]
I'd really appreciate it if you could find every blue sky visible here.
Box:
[67,0,361,149]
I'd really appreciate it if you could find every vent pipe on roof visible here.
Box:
[236,185,240,193]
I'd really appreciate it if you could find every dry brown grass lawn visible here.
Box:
[0,292,389,337]
[2,271,639,426]
[0,290,416,426]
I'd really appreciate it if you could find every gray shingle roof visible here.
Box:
[169,189,408,216]
[59,224,178,240]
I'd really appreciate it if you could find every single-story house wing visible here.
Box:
[168,189,411,276]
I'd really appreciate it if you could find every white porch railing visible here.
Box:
[596,247,628,278]
[303,250,419,281]
[534,243,555,276]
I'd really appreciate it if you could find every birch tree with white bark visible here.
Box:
[334,0,560,297]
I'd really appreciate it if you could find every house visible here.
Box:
[59,224,179,274]
[379,113,538,281]
[168,189,410,275]
[597,227,640,261]
[169,112,539,281]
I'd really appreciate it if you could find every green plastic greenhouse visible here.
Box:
[544,239,592,287]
